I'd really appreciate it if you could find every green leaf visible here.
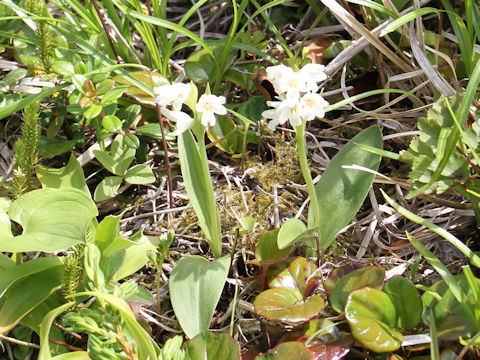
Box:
[137,124,164,139]
[0,267,63,334]
[178,130,222,258]
[4,68,28,85]
[110,134,136,175]
[255,342,315,360]
[100,86,128,104]
[422,274,479,340]
[383,276,422,329]
[38,136,76,159]
[52,352,90,360]
[0,197,13,239]
[52,61,75,77]
[93,176,123,202]
[124,164,155,184]
[0,257,63,297]
[101,115,123,133]
[255,229,292,265]
[254,257,324,324]
[185,47,217,83]
[83,103,102,122]
[345,287,402,352]
[102,250,126,282]
[110,231,157,281]
[169,255,230,338]
[380,7,440,36]
[184,332,240,360]
[94,215,121,252]
[309,126,382,249]
[277,218,307,249]
[124,134,140,149]
[38,302,75,360]
[0,189,98,253]
[329,266,385,313]
[73,291,159,359]
[36,154,89,195]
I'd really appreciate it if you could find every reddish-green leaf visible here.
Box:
[345,287,402,352]
[324,263,363,295]
[255,342,314,360]
[329,266,385,313]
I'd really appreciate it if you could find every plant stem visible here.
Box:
[295,122,320,228]
[91,0,121,64]
[157,106,174,216]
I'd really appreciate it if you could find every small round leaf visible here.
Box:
[278,218,307,249]
[102,115,123,133]
[255,229,292,265]
[383,276,422,329]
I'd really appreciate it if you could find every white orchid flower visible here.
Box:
[162,108,194,136]
[300,92,329,121]
[153,83,191,111]
[196,94,227,127]
[266,64,295,93]
[262,92,302,130]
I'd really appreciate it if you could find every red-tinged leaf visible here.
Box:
[324,263,363,295]
[255,229,292,266]
[255,342,315,360]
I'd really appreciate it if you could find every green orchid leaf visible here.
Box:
[383,276,422,329]
[0,197,13,239]
[255,342,315,360]
[178,130,222,258]
[93,176,123,202]
[345,287,402,353]
[184,331,240,360]
[0,188,98,253]
[0,267,63,334]
[308,126,382,249]
[329,266,385,313]
[255,229,292,265]
[124,164,155,184]
[36,154,89,195]
[170,255,230,338]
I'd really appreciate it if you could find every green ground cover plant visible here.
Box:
[0,0,479,359]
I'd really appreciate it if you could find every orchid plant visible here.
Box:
[262,63,329,229]
[153,81,226,258]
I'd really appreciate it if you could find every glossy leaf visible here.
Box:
[170,255,230,338]
[83,103,102,122]
[93,176,123,202]
[37,155,89,195]
[0,188,98,253]
[184,331,240,360]
[329,266,385,313]
[254,257,324,324]
[124,134,140,149]
[255,342,314,360]
[124,164,155,184]
[102,115,123,133]
[52,353,91,360]
[101,87,128,104]
[0,267,63,334]
[185,47,217,83]
[178,130,222,258]
[137,123,164,139]
[38,137,76,159]
[0,197,12,239]
[308,126,382,249]
[345,287,402,352]
[278,218,307,249]
[383,276,422,329]
[324,263,363,295]
[94,215,120,252]
[254,287,325,324]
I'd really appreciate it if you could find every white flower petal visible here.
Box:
[201,111,217,127]
[163,109,194,135]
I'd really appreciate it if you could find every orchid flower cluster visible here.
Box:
[261,63,329,131]
[153,82,227,136]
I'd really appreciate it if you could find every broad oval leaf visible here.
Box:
[383,276,422,329]
[255,229,292,265]
[185,47,217,83]
[169,255,230,338]
[345,287,402,352]
[124,164,155,185]
[185,331,240,360]
[254,287,325,324]
[278,218,307,249]
[329,266,385,313]
[93,176,123,202]
[269,257,319,295]
[102,115,123,133]
[255,342,315,360]
[309,126,382,249]
[0,188,98,253]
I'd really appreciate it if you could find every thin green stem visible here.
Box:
[295,122,319,228]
